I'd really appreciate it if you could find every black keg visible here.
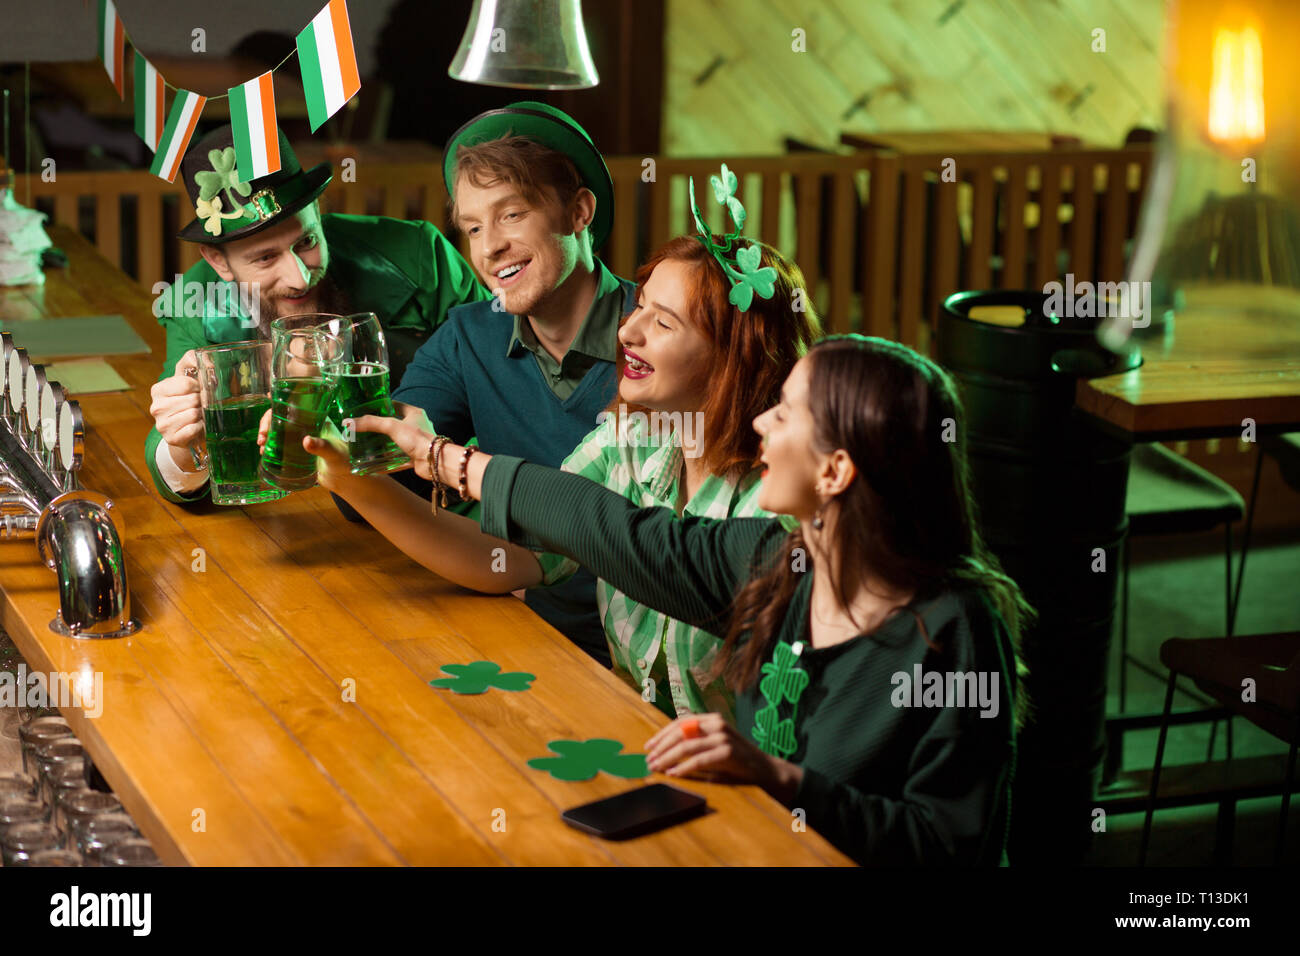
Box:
[937,289,1140,864]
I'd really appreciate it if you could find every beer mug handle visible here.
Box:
[181,366,209,470]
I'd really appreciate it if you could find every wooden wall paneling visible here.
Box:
[137,191,163,291]
[1034,158,1064,286]
[864,152,899,339]
[897,164,927,349]
[1001,159,1029,289]
[827,170,855,335]
[54,193,77,230]
[609,158,641,282]
[968,165,996,289]
[662,1,1164,157]
[761,170,783,250]
[1101,159,1132,279]
[795,170,822,299]
[930,170,960,337]
[95,190,121,274]
[1069,157,1098,280]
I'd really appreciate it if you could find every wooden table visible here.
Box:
[0,226,851,866]
[1076,286,1300,440]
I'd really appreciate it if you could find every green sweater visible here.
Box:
[481,456,1018,866]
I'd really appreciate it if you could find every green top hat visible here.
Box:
[443,101,613,251]
[177,125,332,244]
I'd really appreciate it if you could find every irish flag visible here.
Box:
[149,90,207,183]
[133,53,166,152]
[96,0,125,99]
[229,72,282,180]
[296,0,361,133]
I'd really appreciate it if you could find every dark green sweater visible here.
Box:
[481,456,1018,866]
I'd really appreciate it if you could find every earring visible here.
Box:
[812,503,826,530]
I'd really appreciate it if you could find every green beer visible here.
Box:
[203,395,283,504]
[327,361,410,475]
[260,377,334,490]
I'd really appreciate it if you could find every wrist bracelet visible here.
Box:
[429,436,451,513]
[458,445,477,501]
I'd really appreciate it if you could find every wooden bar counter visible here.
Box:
[0,227,851,866]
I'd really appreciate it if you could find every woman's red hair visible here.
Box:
[614,235,820,478]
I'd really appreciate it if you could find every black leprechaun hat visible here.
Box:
[177,125,332,243]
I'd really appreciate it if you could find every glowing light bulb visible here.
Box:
[1208,25,1266,144]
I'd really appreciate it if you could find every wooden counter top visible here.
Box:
[0,226,851,866]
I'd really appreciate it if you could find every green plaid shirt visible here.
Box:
[536,414,781,722]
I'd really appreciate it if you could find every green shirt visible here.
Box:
[506,263,623,399]
[480,455,1019,866]
[143,213,487,503]
[538,412,785,721]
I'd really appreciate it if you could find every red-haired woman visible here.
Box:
[298,235,819,721]
[341,335,1031,865]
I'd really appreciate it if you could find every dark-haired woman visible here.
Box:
[338,334,1031,866]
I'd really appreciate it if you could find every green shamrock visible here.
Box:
[709,162,746,231]
[194,147,252,203]
[758,640,809,705]
[429,660,536,695]
[752,703,799,759]
[526,739,649,781]
[727,244,778,311]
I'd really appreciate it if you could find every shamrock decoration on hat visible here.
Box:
[689,163,779,311]
[194,148,253,237]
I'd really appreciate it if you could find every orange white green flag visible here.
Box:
[228,72,281,179]
[149,89,207,183]
[295,0,361,133]
[96,0,125,99]
[133,52,166,152]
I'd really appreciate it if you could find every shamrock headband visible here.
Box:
[688,164,778,312]
[192,147,319,238]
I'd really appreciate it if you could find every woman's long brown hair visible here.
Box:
[716,336,1033,727]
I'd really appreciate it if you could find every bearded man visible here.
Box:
[145,124,486,503]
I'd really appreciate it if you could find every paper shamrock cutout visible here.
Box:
[429,660,536,695]
[194,147,252,236]
[526,739,649,781]
[688,163,776,313]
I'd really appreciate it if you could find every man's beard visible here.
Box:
[252,273,351,338]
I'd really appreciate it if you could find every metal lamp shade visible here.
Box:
[449,0,600,90]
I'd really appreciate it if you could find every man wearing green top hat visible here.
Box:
[145,124,488,504]
[389,101,635,666]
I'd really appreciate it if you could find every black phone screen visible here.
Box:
[561,783,707,840]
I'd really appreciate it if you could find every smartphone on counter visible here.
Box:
[561,783,708,840]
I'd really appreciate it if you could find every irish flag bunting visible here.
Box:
[229,72,282,179]
[96,0,125,99]
[296,0,361,132]
[133,52,166,152]
[149,90,207,183]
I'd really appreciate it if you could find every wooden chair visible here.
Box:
[1139,630,1300,865]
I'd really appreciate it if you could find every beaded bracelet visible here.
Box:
[428,436,451,513]
[458,446,477,501]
